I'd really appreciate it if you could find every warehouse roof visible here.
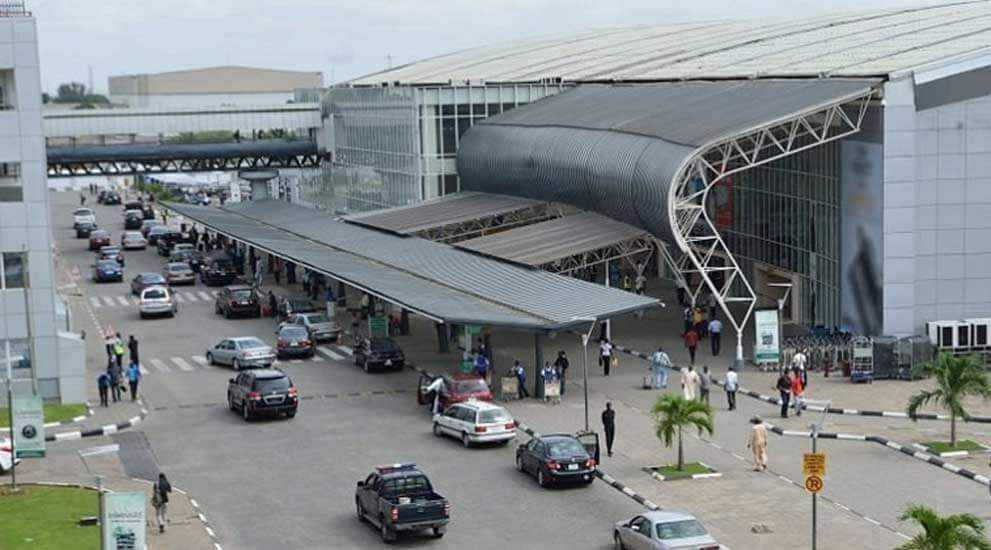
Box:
[350,1,990,85]
[345,192,542,235]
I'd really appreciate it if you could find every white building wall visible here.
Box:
[111,91,296,109]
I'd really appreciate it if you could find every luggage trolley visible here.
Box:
[850,336,874,383]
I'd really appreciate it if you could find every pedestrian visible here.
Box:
[108,360,123,403]
[791,370,804,417]
[80,193,86,205]
[97,371,110,407]
[601,402,616,457]
[692,306,705,337]
[350,311,361,340]
[649,347,671,389]
[512,360,529,399]
[708,317,722,356]
[706,293,717,320]
[676,283,686,307]
[684,327,699,364]
[553,351,569,395]
[541,362,559,404]
[104,333,115,361]
[797,362,809,391]
[776,369,792,418]
[127,334,139,365]
[599,338,613,376]
[722,366,739,410]
[699,365,711,405]
[274,257,282,285]
[634,272,646,295]
[286,261,296,284]
[682,305,692,332]
[127,361,141,401]
[474,352,490,385]
[747,416,768,471]
[681,364,700,400]
[268,290,278,321]
[113,333,125,370]
[425,376,446,415]
[792,348,807,373]
[152,473,172,533]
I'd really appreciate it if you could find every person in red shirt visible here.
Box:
[791,372,805,417]
[684,328,699,364]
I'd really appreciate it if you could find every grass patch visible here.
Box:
[0,403,88,428]
[0,485,99,549]
[923,440,984,454]
[652,462,714,480]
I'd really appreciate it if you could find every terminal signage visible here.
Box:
[102,491,145,550]
[754,308,780,364]
[13,395,45,459]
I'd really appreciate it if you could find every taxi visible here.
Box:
[432,399,517,448]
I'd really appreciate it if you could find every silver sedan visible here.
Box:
[613,511,720,550]
[121,231,147,250]
[206,337,275,370]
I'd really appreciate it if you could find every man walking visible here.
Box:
[108,361,123,403]
[541,362,559,404]
[127,335,139,366]
[747,416,768,471]
[97,371,110,407]
[599,338,613,376]
[649,347,671,389]
[127,361,141,402]
[153,473,172,533]
[723,366,739,410]
[681,365,700,401]
[113,333,125,370]
[708,317,722,356]
[791,370,805,417]
[512,360,529,399]
[684,327,699,364]
[776,369,792,418]
[553,351,569,395]
[601,402,616,457]
[699,365,712,405]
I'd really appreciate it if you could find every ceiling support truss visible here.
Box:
[417,204,560,244]
[542,234,655,275]
[47,153,321,178]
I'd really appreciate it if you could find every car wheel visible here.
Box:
[228,394,235,411]
[515,454,524,472]
[286,410,296,419]
[362,358,370,373]
[139,313,147,320]
[380,518,395,543]
[537,467,547,487]
[613,532,625,550]
[461,432,471,448]
[242,401,251,421]
[432,526,445,539]
[233,359,241,371]
[356,499,367,523]
[432,422,442,437]
[206,352,214,366]
[224,309,230,319]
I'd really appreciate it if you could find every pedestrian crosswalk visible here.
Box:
[88,290,219,309]
[137,344,352,375]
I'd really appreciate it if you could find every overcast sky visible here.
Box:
[31,0,945,93]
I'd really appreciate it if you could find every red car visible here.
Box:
[418,373,492,410]
[275,325,314,359]
[88,230,111,251]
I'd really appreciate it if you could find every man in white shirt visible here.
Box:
[600,339,613,376]
[792,349,807,372]
[708,318,723,356]
[649,347,671,389]
[722,366,739,410]
[682,365,700,400]
[426,377,446,415]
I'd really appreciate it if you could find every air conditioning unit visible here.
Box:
[925,318,991,351]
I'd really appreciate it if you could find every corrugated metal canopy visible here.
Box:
[165,200,657,330]
[344,191,541,235]
[456,212,648,268]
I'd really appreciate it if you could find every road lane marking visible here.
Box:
[175,294,185,303]
[290,359,303,364]
[192,355,208,365]
[115,296,130,307]
[89,296,102,308]
[130,296,140,305]
[102,296,117,307]
[197,291,213,301]
[183,292,199,302]
[171,357,194,372]
[318,346,345,361]
[333,345,353,356]
[311,354,324,362]
[150,358,171,373]
[139,365,149,375]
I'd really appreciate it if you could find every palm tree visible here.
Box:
[651,394,714,471]
[897,505,991,550]
[907,353,991,446]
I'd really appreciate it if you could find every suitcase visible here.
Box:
[642,376,652,389]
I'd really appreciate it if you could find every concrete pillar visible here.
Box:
[534,332,545,398]
[436,323,450,354]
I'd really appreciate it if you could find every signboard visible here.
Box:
[368,316,388,338]
[13,395,45,458]
[803,453,826,477]
[753,308,780,364]
[102,491,146,550]
[804,474,824,494]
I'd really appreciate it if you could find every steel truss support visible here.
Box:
[670,91,876,364]
[417,204,560,244]
[542,234,655,275]
[47,153,321,178]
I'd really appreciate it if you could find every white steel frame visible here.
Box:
[669,89,876,362]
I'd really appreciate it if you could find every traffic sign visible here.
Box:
[803,452,826,477]
[805,474,823,494]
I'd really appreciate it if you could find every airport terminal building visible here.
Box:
[322,1,991,340]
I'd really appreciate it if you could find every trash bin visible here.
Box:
[500,377,519,400]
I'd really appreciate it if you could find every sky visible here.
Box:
[30,0,949,93]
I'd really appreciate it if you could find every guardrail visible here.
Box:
[0,0,29,17]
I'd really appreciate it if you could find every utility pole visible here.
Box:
[5,340,15,490]
[571,317,597,432]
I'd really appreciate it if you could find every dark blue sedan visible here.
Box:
[92,259,123,283]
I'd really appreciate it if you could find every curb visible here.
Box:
[644,462,723,482]
[46,399,149,443]
[909,443,987,458]
[1,403,96,433]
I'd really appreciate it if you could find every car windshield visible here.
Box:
[238,338,266,349]
[125,232,142,239]
[91,231,109,238]
[149,226,167,234]
[101,248,120,255]
[453,379,488,394]
[74,208,92,216]
[143,274,166,283]
[143,288,167,299]
[478,408,512,424]
[168,263,190,272]
[231,290,253,300]
[304,314,331,324]
[656,519,708,540]
[97,260,118,269]
[280,327,308,339]
[545,438,587,458]
[370,338,397,352]
[253,377,290,392]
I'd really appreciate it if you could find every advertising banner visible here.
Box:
[754,308,781,364]
[840,141,883,335]
[711,176,734,230]
[102,491,146,550]
[13,395,44,458]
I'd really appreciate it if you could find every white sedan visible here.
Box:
[0,437,19,474]
[614,511,720,550]
[120,231,147,250]
[432,400,517,447]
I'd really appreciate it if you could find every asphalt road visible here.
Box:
[53,192,645,550]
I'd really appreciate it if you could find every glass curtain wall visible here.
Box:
[720,139,842,327]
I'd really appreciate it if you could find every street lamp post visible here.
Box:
[806,398,830,550]
[571,317,598,432]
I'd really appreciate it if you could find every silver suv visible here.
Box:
[139,286,178,319]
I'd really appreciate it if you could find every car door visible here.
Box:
[215,339,232,365]
[235,373,252,406]
[626,516,654,550]
[359,473,380,517]
[459,407,478,435]
[439,405,461,435]
[522,439,540,474]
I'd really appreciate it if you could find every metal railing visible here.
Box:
[0,1,29,17]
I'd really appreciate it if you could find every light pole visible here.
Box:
[571,316,598,431]
[806,398,831,550]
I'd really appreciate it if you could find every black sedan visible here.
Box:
[275,325,314,359]
[227,368,298,421]
[102,191,121,205]
[92,259,123,283]
[354,337,405,372]
[170,249,204,272]
[75,221,97,239]
[146,225,170,245]
[130,272,168,296]
[124,212,144,230]
[515,434,596,487]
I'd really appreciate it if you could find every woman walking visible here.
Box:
[152,473,172,533]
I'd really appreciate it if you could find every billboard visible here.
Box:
[102,491,146,550]
[711,176,734,230]
[13,395,45,458]
[754,308,781,364]
[840,141,884,336]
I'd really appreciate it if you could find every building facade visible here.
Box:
[0,4,85,404]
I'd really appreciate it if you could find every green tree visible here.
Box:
[897,505,991,550]
[907,353,991,446]
[651,394,713,471]
[55,82,87,103]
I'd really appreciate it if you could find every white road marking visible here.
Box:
[139,365,149,375]
[175,294,185,303]
[290,359,303,364]
[198,291,213,301]
[102,296,117,307]
[311,354,324,362]
[183,292,199,302]
[150,358,171,373]
[89,296,102,308]
[318,346,345,361]
[115,296,130,307]
[191,355,208,365]
[130,296,141,305]
[171,357,194,372]
[334,345,353,356]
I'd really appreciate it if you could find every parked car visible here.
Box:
[275,325,314,359]
[120,231,147,250]
[146,225,170,246]
[72,207,95,229]
[355,463,449,542]
[141,205,156,220]
[75,221,97,239]
[0,436,20,474]
[130,272,168,295]
[433,401,517,448]
[97,246,124,266]
[613,511,720,550]
[280,312,340,343]
[515,433,596,487]
[227,368,297,420]
[97,190,108,204]
[156,230,188,256]
[123,201,144,213]
[88,230,111,251]
[215,285,260,318]
[207,336,275,370]
[418,373,492,410]
[163,262,195,285]
[124,211,144,230]
[280,297,319,318]
[169,249,204,272]
[199,252,237,286]
[92,259,123,283]
[354,337,405,372]
[102,191,121,205]
[140,219,160,238]
[139,286,178,319]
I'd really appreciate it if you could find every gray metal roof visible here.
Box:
[166,200,656,330]
[344,191,542,235]
[457,79,878,244]
[456,212,648,268]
